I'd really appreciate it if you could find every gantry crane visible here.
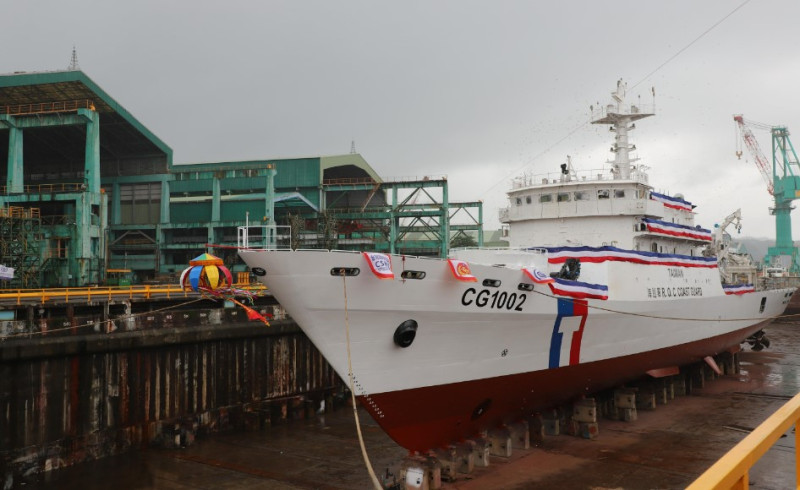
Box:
[734,115,800,274]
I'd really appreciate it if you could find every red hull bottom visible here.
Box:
[360,321,769,452]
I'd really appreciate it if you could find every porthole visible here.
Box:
[401,270,426,280]
[330,267,360,277]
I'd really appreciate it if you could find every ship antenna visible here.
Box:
[590,80,655,180]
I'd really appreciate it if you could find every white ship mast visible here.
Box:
[591,79,655,180]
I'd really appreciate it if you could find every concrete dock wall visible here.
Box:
[0,305,341,486]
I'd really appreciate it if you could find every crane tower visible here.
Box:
[734,115,800,273]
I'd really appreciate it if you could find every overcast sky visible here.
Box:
[3,0,800,240]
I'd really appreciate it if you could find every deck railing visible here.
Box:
[686,391,800,489]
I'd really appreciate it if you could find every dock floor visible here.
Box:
[29,320,800,489]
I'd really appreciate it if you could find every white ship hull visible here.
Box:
[239,248,793,451]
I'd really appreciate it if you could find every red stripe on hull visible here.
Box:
[359,321,770,452]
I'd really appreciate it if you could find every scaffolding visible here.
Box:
[0,206,41,288]
[318,177,483,256]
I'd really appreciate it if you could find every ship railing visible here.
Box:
[511,167,649,189]
[590,102,656,120]
[686,391,800,489]
[452,246,546,254]
[237,225,292,250]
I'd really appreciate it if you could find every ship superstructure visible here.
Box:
[502,80,705,256]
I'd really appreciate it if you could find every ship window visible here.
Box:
[637,189,647,199]
[539,194,553,203]
[557,193,570,202]
[574,191,589,200]
[598,189,610,199]
[614,189,626,198]
[651,242,658,253]
[525,196,532,204]
[515,197,522,206]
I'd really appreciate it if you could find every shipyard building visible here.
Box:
[0,70,483,288]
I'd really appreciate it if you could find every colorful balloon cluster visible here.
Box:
[180,253,233,292]
[180,253,270,325]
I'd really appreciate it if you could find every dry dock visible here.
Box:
[25,319,800,490]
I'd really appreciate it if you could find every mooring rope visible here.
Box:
[340,271,383,490]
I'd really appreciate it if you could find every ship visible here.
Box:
[238,80,795,452]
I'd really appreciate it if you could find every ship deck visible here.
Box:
[27,319,800,489]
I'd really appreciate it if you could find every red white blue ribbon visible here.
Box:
[543,246,717,268]
[548,278,608,300]
[642,218,712,241]
[723,284,755,295]
[362,252,394,279]
[522,267,554,284]
[650,191,693,212]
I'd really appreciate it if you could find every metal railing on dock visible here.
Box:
[0,283,267,306]
[0,99,95,116]
[687,391,800,489]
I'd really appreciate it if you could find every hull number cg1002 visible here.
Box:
[461,288,526,311]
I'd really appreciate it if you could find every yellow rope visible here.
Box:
[341,271,383,490]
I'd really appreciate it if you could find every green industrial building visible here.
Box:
[0,70,483,288]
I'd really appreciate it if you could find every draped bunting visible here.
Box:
[723,284,755,295]
[447,259,478,282]
[522,267,554,284]
[649,191,693,212]
[641,219,712,241]
[363,252,394,279]
[542,246,718,268]
[548,278,609,301]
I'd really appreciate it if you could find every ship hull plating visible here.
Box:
[239,249,792,451]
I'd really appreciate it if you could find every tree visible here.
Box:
[450,233,477,249]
